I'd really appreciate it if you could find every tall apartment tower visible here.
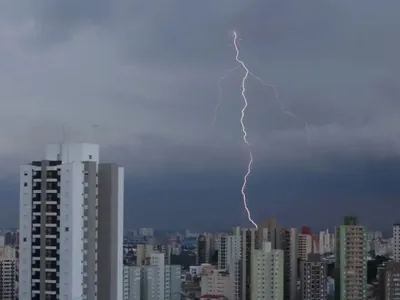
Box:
[251,242,284,300]
[300,254,328,300]
[197,234,212,265]
[217,234,228,270]
[142,252,181,300]
[298,233,312,261]
[335,216,367,300]
[123,265,141,300]
[143,253,165,300]
[240,228,259,300]
[282,228,298,300]
[19,143,124,300]
[226,228,242,300]
[393,223,400,262]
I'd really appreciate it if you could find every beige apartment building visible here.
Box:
[200,266,232,299]
[298,233,312,261]
[334,216,367,300]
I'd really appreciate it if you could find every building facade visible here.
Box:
[298,233,312,261]
[226,228,241,300]
[258,219,282,250]
[335,216,367,300]
[393,224,400,262]
[251,242,284,300]
[142,252,181,300]
[282,228,298,300]
[300,254,327,300]
[197,234,210,265]
[319,229,335,255]
[200,268,232,299]
[123,265,141,300]
[0,246,17,300]
[240,228,259,300]
[217,234,228,270]
[136,244,154,266]
[98,163,124,300]
[377,261,400,300]
[19,143,124,300]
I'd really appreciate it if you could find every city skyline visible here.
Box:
[1,1,400,230]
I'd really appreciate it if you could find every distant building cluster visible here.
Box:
[174,218,400,300]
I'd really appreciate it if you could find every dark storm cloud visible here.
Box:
[1,0,400,229]
[121,155,400,231]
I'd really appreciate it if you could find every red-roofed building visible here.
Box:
[301,226,312,235]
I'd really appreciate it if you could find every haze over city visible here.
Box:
[1,0,400,230]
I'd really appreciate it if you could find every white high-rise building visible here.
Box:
[19,143,124,300]
[142,252,181,300]
[226,228,241,300]
[251,242,284,300]
[144,253,165,300]
[319,229,335,255]
[123,265,141,300]
[393,223,400,262]
[165,265,182,300]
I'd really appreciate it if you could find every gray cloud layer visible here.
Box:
[1,1,399,229]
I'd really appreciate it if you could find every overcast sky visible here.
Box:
[1,0,400,231]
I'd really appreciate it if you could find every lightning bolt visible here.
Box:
[232,31,258,229]
[211,66,240,129]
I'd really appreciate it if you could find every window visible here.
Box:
[65,227,69,232]
[24,182,28,187]
[23,238,27,242]
[89,155,92,159]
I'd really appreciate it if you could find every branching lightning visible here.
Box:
[232,31,258,229]
[248,73,311,142]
